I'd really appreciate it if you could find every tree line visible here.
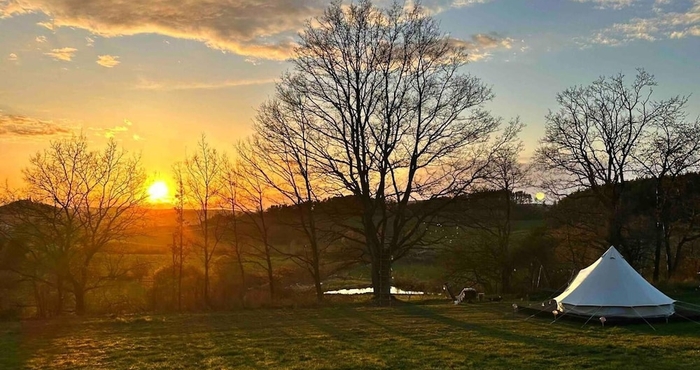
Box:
[1,0,699,317]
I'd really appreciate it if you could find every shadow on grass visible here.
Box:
[397,304,624,359]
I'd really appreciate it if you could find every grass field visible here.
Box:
[3,299,700,369]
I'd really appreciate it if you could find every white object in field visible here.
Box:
[554,246,675,318]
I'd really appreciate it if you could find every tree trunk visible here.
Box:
[500,265,512,294]
[664,231,673,280]
[74,286,86,316]
[607,211,624,250]
[266,248,275,301]
[178,230,183,312]
[653,226,662,282]
[312,255,323,303]
[653,183,663,282]
[672,240,684,279]
[204,256,210,308]
[55,275,64,316]
[371,248,393,305]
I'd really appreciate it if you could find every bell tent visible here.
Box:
[554,246,675,319]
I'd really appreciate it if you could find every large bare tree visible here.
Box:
[268,0,515,303]
[16,135,147,315]
[536,69,688,263]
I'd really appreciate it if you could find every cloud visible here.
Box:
[36,21,53,30]
[0,0,330,61]
[573,0,636,9]
[132,134,143,141]
[448,33,515,62]
[585,0,700,46]
[0,0,495,61]
[96,55,120,68]
[7,53,18,61]
[44,47,76,61]
[410,0,493,13]
[85,36,94,47]
[101,125,128,139]
[35,35,47,43]
[134,77,277,91]
[124,119,132,126]
[0,113,72,138]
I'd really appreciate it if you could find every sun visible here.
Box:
[147,181,170,203]
[535,192,546,202]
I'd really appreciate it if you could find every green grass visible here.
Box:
[4,301,700,369]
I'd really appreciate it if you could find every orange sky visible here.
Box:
[1,0,699,192]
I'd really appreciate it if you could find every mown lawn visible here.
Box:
[2,301,700,369]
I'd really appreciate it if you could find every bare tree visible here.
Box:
[182,135,223,308]
[536,69,687,264]
[15,135,147,315]
[236,139,278,301]
[171,162,190,311]
[269,0,514,303]
[219,156,247,306]
[248,99,354,302]
[478,134,529,293]
[633,105,700,280]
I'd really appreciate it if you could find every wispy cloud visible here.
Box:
[85,36,94,47]
[411,0,493,13]
[35,35,47,43]
[36,21,54,30]
[134,77,277,91]
[44,47,77,61]
[7,53,18,61]
[132,134,143,141]
[583,0,700,46]
[96,54,120,68]
[448,33,516,62]
[573,0,637,10]
[102,125,128,139]
[0,113,72,138]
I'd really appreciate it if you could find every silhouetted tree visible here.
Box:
[182,135,224,308]
[16,135,146,315]
[633,105,700,280]
[219,156,247,306]
[536,69,688,264]
[236,139,278,301]
[269,0,516,303]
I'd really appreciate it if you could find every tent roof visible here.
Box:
[554,246,674,308]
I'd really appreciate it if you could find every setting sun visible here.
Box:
[147,181,170,203]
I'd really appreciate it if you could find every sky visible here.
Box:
[1,0,699,190]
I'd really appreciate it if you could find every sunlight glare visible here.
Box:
[147,181,169,203]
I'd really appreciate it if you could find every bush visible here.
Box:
[149,265,205,312]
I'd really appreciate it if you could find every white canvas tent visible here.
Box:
[554,246,675,319]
